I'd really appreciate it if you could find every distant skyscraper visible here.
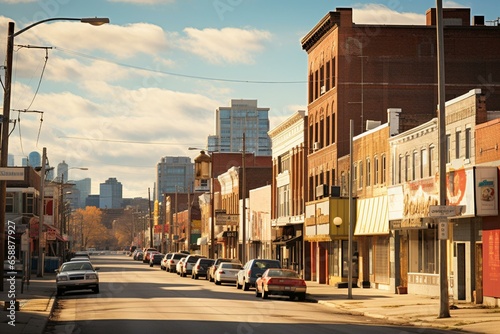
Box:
[208,99,272,156]
[57,161,69,182]
[99,177,123,209]
[8,154,14,166]
[74,178,91,208]
[156,156,194,200]
[28,151,41,167]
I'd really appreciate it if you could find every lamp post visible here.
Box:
[0,16,109,289]
[191,148,215,258]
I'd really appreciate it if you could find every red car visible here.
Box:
[255,268,307,301]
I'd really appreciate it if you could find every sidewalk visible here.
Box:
[305,281,500,334]
[1,273,56,334]
[1,273,499,334]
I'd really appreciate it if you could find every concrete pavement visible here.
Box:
[2,269,499,334]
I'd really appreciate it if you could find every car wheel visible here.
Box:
[297,293,306,301]
[255,285,261,297]
[262,289,269,299]
[93,286,100,294]
[243,281,250,291]
[215,280,221,285]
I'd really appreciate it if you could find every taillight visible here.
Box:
[267,278,277,285]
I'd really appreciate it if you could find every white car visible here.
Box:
[176,257,187,275]
[214,262,243,285]
[55,260,99,296]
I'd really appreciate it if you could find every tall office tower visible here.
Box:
[156,156,194,200]
[74,178,91,208]
[57,160,69,182]
[27,151,41,167]
[99,177,123,209]
[208,99,272,156]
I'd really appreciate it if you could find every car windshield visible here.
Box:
[267,270,299,278]
[221,263,242,269]
[253,260,280,270]
[61,262,94,271]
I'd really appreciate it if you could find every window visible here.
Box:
[24,193,35,214]
[6,193,14,213]
[409,229,439,274]
[366,158,371,187]
[353,163,358,189]
[455,130,461,159]
[446,134,451,163]
[405,154,410,182]
[429,146,435,176]
[420,148,426,178]
[412,151,418,180]
[381,155,386,184]
[465,128,471,159]
[398,155,403,184]
[358,161,364,189]
[374,156,379,185]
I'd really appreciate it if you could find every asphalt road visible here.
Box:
[44,255,453,334]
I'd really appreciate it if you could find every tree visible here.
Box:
[70,206,108,250]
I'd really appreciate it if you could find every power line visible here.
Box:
[55,47,306,84]
[59,136,203,146]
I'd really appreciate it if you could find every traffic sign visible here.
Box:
[429,205,465,217]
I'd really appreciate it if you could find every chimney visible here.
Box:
[387,108,402,136]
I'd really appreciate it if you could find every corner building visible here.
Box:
[301,7,500,286]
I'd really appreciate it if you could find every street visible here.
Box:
[45,254,453,334]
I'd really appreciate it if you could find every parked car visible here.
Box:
[149,253,164,267]
[143,250,159,263]
[191,258,214,279]
[70,257,91,262]
[55,260,99,296]
[214,262,243,285]
[181,255,207,277]
[237,259,281,291]
[255,268,307,301]
[207,258,238,282]
[176,257,187,275]
[133,250,144,261]
[166,252,187,272]
[160,253,172,270]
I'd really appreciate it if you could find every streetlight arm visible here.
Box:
[13,17,109,37]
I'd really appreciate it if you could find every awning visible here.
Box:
[273,235,302,246]
[355,196,389,236]
[197,237,208,245]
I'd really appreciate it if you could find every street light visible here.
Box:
[190,148,215,258]
[0,16,109,288]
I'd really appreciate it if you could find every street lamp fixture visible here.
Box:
[0,16,109,287]
[333,217,342,228]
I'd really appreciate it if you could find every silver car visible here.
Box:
[55,260,99,296]
[214,262,243,285]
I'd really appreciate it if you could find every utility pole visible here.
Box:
[436,0,450,318]
[242,133,246,264]
[37,147,47,277]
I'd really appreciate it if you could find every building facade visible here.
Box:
[99,177,123,209]
[268,110,308,275]
[156,156,194,201]
[208,99,272,156]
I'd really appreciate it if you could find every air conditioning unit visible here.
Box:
[320,85,326,95]
[313,142,320,151]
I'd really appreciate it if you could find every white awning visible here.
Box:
[355,196,389,235]
[196,237,208,245]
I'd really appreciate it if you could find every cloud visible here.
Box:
[353,4,425,25]
[175,27,272,64]
[17,21,169,59]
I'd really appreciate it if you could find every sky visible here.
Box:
[1,0,498,199]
